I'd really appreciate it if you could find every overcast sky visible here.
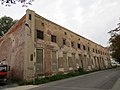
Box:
[0,0,120,46]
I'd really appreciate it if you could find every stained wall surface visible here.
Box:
[0,15,26,80]
[0,9,111,80]
[28,10,111,78]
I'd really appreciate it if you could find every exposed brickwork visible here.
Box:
[0,16,26,80]
[0,9,111,81]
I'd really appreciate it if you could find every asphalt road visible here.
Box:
[30,68,120,90]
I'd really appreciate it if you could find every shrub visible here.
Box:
[15,67,114,85]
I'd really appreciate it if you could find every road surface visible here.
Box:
[30,68,120,90]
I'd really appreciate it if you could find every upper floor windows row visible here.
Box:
[92,48,108,55]
[36,30,108,55]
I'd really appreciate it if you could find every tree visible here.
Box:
[0,0,34,7]
[0,16,17,36]
[109,22,120,63]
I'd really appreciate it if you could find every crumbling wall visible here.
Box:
[0,15,26,80]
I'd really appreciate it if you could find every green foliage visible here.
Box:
[0,31,2,36]
[15,68,87,85]
[77,67,86,73]
[18,80,33,86]
[14,67,115,86]
[109,24,120,63]
[0,16,17,36]
[110,35,120,62]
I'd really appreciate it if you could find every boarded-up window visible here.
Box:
[36,49,43,75]
[72,53,76,69]
[76,54,81,67]
[68,53,76,69]
[79,54,83,68]
[51,51,57,72]
[88,55,91,66]
[63,53,68,71]
[83,55,87,69]
[58,57,63,68]
[68,57,72,67]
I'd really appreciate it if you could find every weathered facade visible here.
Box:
[0,9,111,80]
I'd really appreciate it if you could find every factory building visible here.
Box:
[0,9,111,80]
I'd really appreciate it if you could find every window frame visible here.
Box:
[51,35,57,43]
[71,41,74,47]
[37,30,44,40]
[83,45,86,50]
[63,38,66,45]
[78,43,81,49]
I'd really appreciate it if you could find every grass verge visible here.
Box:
[12,66,117,85]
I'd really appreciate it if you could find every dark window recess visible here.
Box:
[30,54,33,61]
[96,49,97,53]
[64,32,67,35]
[29,14,31,20]
[51,35,56,43]
[93,49,94,52]
[63,39,66,45]
[78,38,80,40]
[37,30,44,40]
[34,52,35,57]
[88,47,90,51]
[78,43,80,49]
[41,23,44,26]
[71,41,74,47]
[83,45,86,50]
[98,50,100,54]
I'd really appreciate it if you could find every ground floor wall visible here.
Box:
[28,41,111,79]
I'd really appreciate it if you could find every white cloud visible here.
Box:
[0,0,120,46]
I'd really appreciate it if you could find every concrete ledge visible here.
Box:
[112,78,120,90]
